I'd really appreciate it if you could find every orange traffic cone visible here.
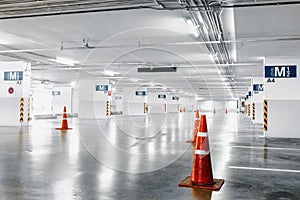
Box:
[186,110,200,143]
[178,115,224,191]
[56,106,72,130]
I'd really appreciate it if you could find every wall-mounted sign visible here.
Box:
[4,71,23,81]
[96,85,109,92]
[158,94,166,99]
[265,65,297,78]
[52,91,61,96]
[136,91,147,96]
[253,84,264,94]
[172,96,179,100]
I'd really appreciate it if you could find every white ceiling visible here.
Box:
[0,1,299,99]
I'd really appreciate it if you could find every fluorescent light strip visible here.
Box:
[186,19,199,38]
[55,57,76,66]
[229,145,300,151]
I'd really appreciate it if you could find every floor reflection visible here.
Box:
[191,188,213,200]
[0,113,299,199]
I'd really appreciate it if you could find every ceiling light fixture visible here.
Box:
[103,70,117,76]
[203,24,209,36]
[70,81,76,87]
[186,19,200,38]
[55,57,76,66]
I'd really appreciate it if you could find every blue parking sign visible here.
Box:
[265,65,297,78]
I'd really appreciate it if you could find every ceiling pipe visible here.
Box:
[0,1,299,20]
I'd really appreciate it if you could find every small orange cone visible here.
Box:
[56,106,72,130]
[186,110,200,143]
[179,115,224,191]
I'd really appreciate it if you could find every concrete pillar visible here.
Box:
[78,80,111,119]
[251,77,264,124]
[180,97,195,112]
[147,89,167,114]
[0,61,31,126]
[166,95,180,113]
[123,87,146,116]
[246,88,252,119]
[264,58,300,138]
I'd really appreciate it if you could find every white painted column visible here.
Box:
[123,87,146,116]
[180,97,195,112]
[78,80,111,119]
[264,58,300,138]
[166,95,179,113]
[246,89,252,119]
[147,89,167,114]
[252,77,264,124]
[0,61,31,126]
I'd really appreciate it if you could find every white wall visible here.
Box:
[252,77,265,124]
[180,97,195,112]
[268,100,300,138]
[123,87,146,116]
[78,80,111,119]
[32,89,53,115]
[166,104,179,113]
[52,87,72,114]
[147,91,167,114]
[72,87,79,114]
[198,100,237,113]
[166,95,179,113]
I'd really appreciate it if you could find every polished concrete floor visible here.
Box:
[0,112,299,200]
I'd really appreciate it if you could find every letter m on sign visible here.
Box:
[275,67,285,77]
[9,72,17,80]
[258,84,264,91]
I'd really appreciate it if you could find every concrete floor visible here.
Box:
[0,112,299,200]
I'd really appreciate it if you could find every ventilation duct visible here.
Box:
[137,67,177,73]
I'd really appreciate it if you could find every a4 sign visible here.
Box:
[265,65,297,83]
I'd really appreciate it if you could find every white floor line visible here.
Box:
[229,145,300,151]
[228,166,300,173]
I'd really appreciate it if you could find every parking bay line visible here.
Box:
[228,166,300,173]
[228,145,300,151]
